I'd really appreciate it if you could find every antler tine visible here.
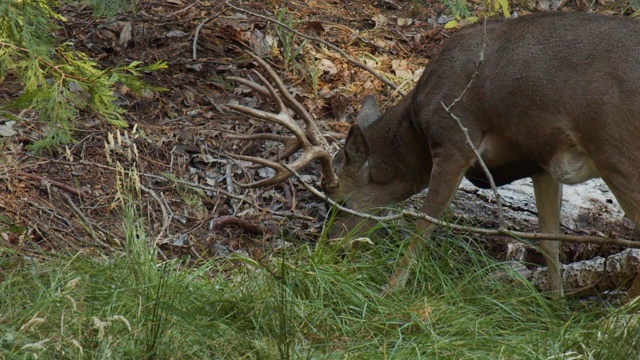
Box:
[229,145,333,188]
[226,103,310,148]
[249,69,287,116]
[225,76,270,98]
[227,67,312,149]
[225,51,339,188]
[244,51,328,148]
[227,153,294,188]
[227,133,302,160]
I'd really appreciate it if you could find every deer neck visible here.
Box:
[362,92,432,189]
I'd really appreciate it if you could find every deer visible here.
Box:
[226,11,640,299]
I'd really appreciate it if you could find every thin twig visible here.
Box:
[192,17,211,68]
[442,101,506,228]
[165,0,199,18]
[140,184,171,246]
[64,159,314,221]
[61,191,113,250]
[225,163,234,196]
[441,17,505,229]
[391,70,422,99]
[14,170,87,198]
[447,18,487,110]
[281,163,640,249]
[212,215,275,235]
[225,1,404,95]
[143,171,316,221]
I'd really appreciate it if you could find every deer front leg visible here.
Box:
[531,172,564,298]
[387,158,466,291]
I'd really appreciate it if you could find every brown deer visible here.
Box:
[227,11,640,298]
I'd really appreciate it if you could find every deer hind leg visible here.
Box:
[599,172,640,301]
[532,172,564,298]
[602,182,640,228]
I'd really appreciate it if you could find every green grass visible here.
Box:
[2,220,640,359]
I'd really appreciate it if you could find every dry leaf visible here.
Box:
[0,121,17,137]
[373,38,388,49]
[250,28,272,56]
[319,59,338,74]
[303,21,325,35]
[119,21,133,48]
[372,14,388,28]
[397,17,413,26]
[392,59,412,80]
[166,30,188,38]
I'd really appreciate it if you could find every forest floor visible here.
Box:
[1,0,637,285]
[6,1,640,358]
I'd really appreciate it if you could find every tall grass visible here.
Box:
[2,218,640,358]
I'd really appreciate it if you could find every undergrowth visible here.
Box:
[1,162,639,359]
[2,220,640,359]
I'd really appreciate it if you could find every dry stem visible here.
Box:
[441,17,505,229]
[283,164,640,249]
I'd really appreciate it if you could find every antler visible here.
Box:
[226,51,339,188]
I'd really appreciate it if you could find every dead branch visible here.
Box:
[440,18,505,229]
[283,163,640,249]
[442,102,506,228]
[212,215,275,235]
[14,170,87,198]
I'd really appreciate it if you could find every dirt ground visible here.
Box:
[1,0,636,271]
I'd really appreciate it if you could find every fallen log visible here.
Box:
[506,249,640,295]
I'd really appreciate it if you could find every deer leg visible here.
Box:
[387,158,466,291]
[600,173,640,302]
[532,172,564,298]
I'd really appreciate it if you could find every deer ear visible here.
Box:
[344,125,369,174]
[355,95,380,128]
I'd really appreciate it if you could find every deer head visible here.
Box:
[225,53,428,237]
[322,95,434,236]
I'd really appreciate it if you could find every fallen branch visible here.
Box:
[282,164,640,249]
[212,215,275,235]
[14,170,87,198]
[505,249,640,294]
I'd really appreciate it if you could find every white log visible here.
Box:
[505,249,640,294]
[407,178,639,294]
[453,178,635,238]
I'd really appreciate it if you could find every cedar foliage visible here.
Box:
[0,0,165,151]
